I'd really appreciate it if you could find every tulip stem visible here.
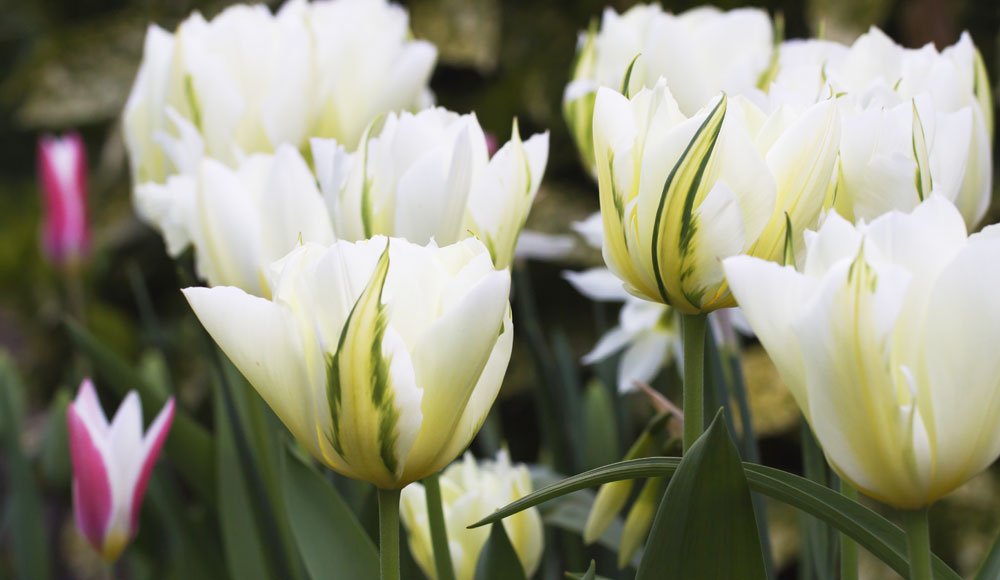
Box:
[681,313,707,452]
[424,472,456,580]
[378,488,402,580]
[839,482,859,580]
[904,506,933,580]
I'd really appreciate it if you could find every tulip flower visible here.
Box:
[123,0,436,185]
[312,108,549,269]
[564,4,774,174]
[593,81,839,314]
[184,236,512,489]
[38,133,89,266]
[400,451,543,580]
[67,379,175,561]
[135,145,334,296]
[724,195,1000,509]
[773,28,992,228]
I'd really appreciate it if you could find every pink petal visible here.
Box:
[67,402,113,551]
[129,398,174,533]
[37,132,89,264]
[73,378,109,436]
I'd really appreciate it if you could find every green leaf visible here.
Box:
[65,319,215,501]
[582,379,618,471]
[0,357,50,580]
[40,389,71,488]
[975,528,1000,580]
[636,411,765,580]
[214,384,270,580]
[565,560,598,580]
[471,458,960,580]
[475,522,527,580]
[282,448,379,580]
[800,423,837,580]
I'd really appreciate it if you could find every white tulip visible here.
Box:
[135,145,334,296]
[564,4,774,174]
[312,108,549,269]
[400,451,543,580]
[593,80,839,313]
[724,196,1000,508]
[123,0,436,185]
[184,236,512,489]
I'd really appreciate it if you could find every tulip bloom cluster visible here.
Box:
[123,0,435,184]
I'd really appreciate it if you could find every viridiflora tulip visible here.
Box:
[123,0,435,184]
[773,28,992,228]
[312,108,549,269]
[565,4,774,174]
[68,379,175,561]
[400,451,543,580]
[184,236,512,489]
[135,144,334,296]
[724,196,1000,509]
[594,80,839,314]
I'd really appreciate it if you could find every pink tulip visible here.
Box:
[38,133,89,265]
[67,379,174,561]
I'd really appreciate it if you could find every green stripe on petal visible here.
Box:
[911,101,932,202]
[650,95,727,312]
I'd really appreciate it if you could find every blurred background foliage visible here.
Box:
[0,0,998,578]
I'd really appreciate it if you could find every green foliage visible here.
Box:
[475,523,527,580]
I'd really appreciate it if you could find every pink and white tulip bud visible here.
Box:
[37,133,90,266]
[67,379,174,561]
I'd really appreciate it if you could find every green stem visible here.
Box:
[424,473,456,580]
[378,488,402,580]
[681,313,707,452]
[904,506,933,580]
[840,482,859,580]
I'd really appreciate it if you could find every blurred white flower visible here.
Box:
[400,451,543,580]
[313,108,549,269]
[123,0,436,185]
[564,4,775,173]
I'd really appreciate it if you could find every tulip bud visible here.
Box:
[399,451,543,580]
[564,5,774,176]
[618,476,667,568]
[312,109,549,270]
[184,236,512,489]
[67,379,174,561]
[724,196,1000,508]
[593,81,838,314]
[38,133,89,266]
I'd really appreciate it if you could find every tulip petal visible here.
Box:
[68,403,113,554]
[563,268,629,302]
[129,398,174,532]
[259,145,334,264]
[183,286,321,461]
[618,330,672,392]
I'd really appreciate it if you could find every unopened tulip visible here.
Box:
[38,133,89,266]
[593,80,839,313]
[135,144,334,296]
[312,108,549,269]
[123,0,435,185]
[565,5,774,174]
[400,451,543,580]
[67,379,175,561]
[724,196,1000,508]
[184,236,512,489]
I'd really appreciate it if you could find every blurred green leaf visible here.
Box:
[472,457,961,579]
[564,560,600,580]
[65,319,215,501]
[0,356,51,580]
[582,379,618,471]
[40,388,71,488]
[975,527,1000,580]
[281,448,379,580]
[214,384,270,580]
[636,411,765,580]
[474,522,527,580]
[800,423,837,580]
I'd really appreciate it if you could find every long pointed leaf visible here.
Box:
[471,458,960,579]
